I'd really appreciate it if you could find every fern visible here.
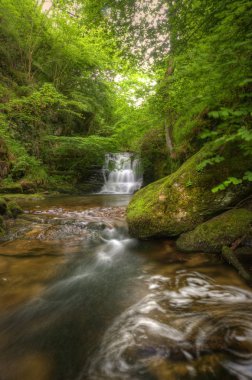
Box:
[196,155,224,172]
[212,172,252,193]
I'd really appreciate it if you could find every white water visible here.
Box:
[100,153,143,194]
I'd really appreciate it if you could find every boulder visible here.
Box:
[127,145,251,238]
[176,208,252,253]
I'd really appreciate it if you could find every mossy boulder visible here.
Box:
[176,208,252,253]
[127,145,251,239]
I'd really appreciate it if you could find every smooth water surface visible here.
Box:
[0,195,252,380]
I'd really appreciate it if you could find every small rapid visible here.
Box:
[100,153,143,194]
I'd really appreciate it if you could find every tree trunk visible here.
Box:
[164,117,176,159]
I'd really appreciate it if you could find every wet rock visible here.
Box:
[127,144,251,239]
[176,208,252,253]
[37,225,90,240]
[86,222,108,231]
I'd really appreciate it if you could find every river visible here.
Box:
[0,195,252,380]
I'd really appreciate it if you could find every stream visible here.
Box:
[0,195,252,380]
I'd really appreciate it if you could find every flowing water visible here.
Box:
[0,195,252,380]
[100,153,143,194]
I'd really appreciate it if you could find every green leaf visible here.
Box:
[196,155,225,172]
[243,171,252,182]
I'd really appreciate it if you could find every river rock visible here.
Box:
[176,208,252,253]
[127,145,251,238]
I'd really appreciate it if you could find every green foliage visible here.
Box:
[156,1,250,121]
[196,155,225,172]
[142,0,252,184]
[243,171,252,182]
[212,178,243,193]
[7,200,23,218]
[63,0,169,66]
[212,171,252,193]
[43,135,118,180]
[185,180,193,188]
[0,114,47,184]
[0,0,124,189]
[0,0,119,129]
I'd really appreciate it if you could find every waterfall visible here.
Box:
[100,153,143,194]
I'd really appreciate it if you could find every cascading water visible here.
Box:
[100,153,143,195]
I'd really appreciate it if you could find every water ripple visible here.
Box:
[87,271,252,380]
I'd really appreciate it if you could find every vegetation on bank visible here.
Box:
[0,0,120,192]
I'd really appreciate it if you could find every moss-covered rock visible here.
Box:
[7,201,23,218]
[0,197,7,214]
[176,208,252,253]
[0,182,23,194]
[127,144,251,239]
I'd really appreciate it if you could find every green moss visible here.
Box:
[127,144,252,239]
[7,201,23,218]
[176,209,252,253]
[2,193,45,201]
[0,181,23,194]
